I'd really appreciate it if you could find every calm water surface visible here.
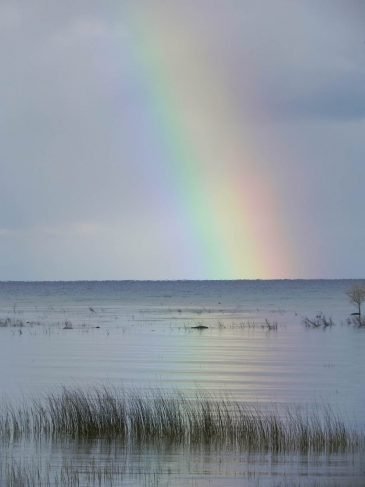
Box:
[0,280,364,485]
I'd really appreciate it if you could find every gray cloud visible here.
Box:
[265,72,365,121]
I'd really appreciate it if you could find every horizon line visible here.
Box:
[0,278,364,283]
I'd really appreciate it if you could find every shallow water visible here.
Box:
[0,280,364,485]
[3,439,365,486]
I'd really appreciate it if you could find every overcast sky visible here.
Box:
[0,0,364,280]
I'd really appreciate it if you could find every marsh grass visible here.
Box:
[346,315,365,328]
[303,313,335,329]
[0,388,361,453]
[216,320,279,331]
[0,317,42,328]
[0,317,24,327]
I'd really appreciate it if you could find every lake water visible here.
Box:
[0,280,364,485]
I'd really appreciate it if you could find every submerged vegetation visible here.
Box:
[0,387,362,453]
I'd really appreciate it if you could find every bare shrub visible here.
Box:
[347,284,365,325]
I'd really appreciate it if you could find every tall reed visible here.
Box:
[0,387,362,453]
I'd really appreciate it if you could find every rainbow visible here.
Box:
[120,3,294,279]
